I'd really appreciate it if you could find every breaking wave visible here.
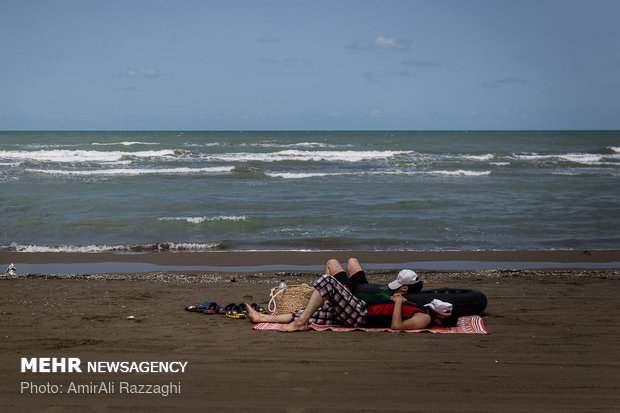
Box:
[200,149,412,163]
[158,216,248,223]
[5,242,222,253]
[0,149,176,163]
[25,166,234,176]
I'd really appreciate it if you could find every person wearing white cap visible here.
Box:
[325,258,454,327]
[245,272,434,332]
[388,269,421,291]
[423,299,454,326]
[325,258,422,303]
[245,258,456,331]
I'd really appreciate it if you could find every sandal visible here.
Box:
[251,303,268,314]
[225,304,247,319]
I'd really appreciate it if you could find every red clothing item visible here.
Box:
[365,300,427,328]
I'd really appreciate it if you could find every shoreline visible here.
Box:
[1,249,618,274]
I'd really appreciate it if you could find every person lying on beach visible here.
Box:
[327,257,423,302]
[245,268,453,332]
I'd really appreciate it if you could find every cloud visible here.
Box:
[402,59,441,68]
[482,77,527,88]
[363,70,416,83]
[116,86,140,92]
[126,67,162,78]
[258,57,312,66]
[349,36,412,51]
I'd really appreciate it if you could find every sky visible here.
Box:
[1,0,619,131]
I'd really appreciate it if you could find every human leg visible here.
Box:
[347,257,369,286]
[278,289,325,332]
[325,258,349,287]
[309,275,367,327]
[245,304,293,323]
[324,258,344,275]
[346,257,363,276]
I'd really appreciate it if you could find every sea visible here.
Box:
[1,130,619,254]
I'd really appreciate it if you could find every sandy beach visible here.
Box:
[1,251,619,412]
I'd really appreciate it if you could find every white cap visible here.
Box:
[424,299,453,316]
[388,269,420,290]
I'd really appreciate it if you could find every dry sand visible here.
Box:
[1,251,619,412]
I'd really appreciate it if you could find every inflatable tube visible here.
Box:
[405,288,487,317]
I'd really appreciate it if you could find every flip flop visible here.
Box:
[203,302,225,314]
[251,303,268,314]
[225,304,247,319]
[185,301,211,312]
[185,304,204,312]
[223,303,236,313]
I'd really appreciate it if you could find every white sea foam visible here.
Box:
[558,153,604,165]
[7,242,221,253]
[182,142,223,148]
[159,215,248,223]
[249,141,349,149]
[164,242,221,251]
[25,166,234,176]
[267,169,493,179]
[201,150,412,163]
[0,149,176,163]
[463,154,494,161]
[9,243,119,253]
[608,146,620,153]
[514,152,617,165]
[92,141,160,146]
[207,215,248,221]
[266,172,355,179]
[428,170,491,176]
[513,153,551,161]
[551,170,619,177]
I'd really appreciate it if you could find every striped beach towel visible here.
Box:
[252,315,488,334]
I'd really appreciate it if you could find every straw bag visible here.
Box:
[268,284,314,314]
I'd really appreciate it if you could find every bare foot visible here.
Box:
[244,303,266,323]
[278,319,309,332]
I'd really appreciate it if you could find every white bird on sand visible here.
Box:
[6,263,16,276]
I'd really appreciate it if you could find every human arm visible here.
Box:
[390,294,431,330]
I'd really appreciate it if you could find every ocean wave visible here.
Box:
[427,170,491,176]
[551,171,619,177]
[25,166,234,176]
[182,141,351,149]
[265,172,355,179]
[608,146,620,153]
[462,154,495,161]
[513,152,619,165]
[245,141,351,149]
[0,149,177,163]
[266,169,493,179]
[158,216,248,223]
[92,141,160,146]
[201,149,412,163]
[5,242,221,253]
[558,153,606,164]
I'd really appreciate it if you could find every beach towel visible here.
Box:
[252,315,488,334]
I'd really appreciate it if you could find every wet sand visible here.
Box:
[2,249,618,267]
[1,251,619,412]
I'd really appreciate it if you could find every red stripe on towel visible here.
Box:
[252,315,488,334]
